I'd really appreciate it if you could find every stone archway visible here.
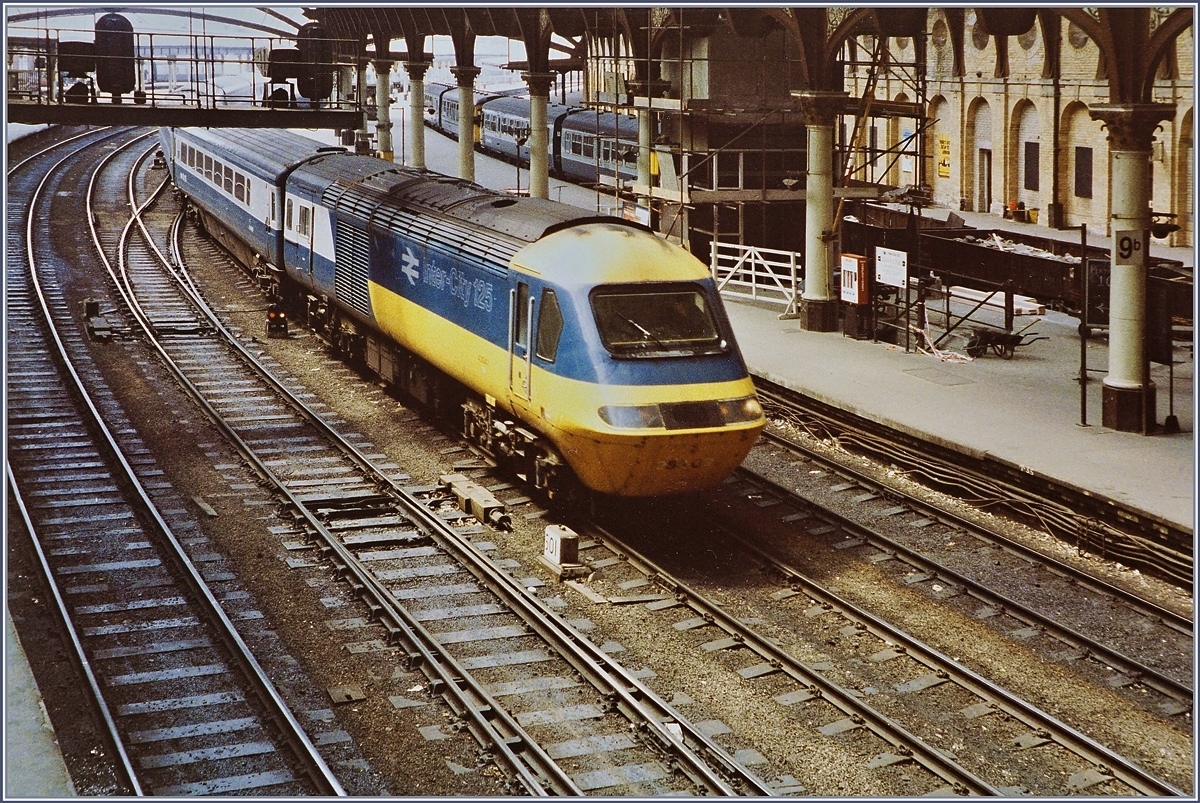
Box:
[1060,100,1104,229]
[1173,106,1193,247]
[1009,98,1041,213]
[966,96,992,212]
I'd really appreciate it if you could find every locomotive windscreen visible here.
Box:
[591,284,727,358]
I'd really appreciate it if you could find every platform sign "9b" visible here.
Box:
[1114,230,1146,266]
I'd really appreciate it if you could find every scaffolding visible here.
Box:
[579,12,929,260]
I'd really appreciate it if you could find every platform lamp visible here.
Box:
[1149,211,1180,240]
[1059,223,1092,428]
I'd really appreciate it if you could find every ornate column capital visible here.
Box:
[521,71,556,97]
[1089,103,1176,150]
[791,90,850,126]
[450,65,482,87]
[403,61,430,80]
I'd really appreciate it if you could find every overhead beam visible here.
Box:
[6,101,362,129]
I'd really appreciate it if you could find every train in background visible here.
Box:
[158,125,764,498]
[422,81,639,188]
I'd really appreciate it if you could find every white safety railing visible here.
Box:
[710,240,802,316]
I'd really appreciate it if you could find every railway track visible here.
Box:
[14,124,1190,797]
[750,379,1191,587]
[557,503,1187,796]
[153,140,1188,794]
[85,130,791,795]
[733,435,1193,713]
[6,129,344,796]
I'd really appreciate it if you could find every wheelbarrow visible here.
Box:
[965,321,1047,359]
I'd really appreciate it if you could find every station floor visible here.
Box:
[5,611,75,797]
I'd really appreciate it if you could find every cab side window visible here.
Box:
[515,282,530,348]
[536,288,563,362]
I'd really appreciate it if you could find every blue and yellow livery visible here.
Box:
[159,126,764,497]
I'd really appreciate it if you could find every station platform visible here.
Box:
[5,611,75,797]
[724,294,1193,535]
[721,203,1194,535]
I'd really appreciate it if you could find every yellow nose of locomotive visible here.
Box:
[552,386,765,496]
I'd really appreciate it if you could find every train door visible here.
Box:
[285,195,314,280]
[508,281,534,403]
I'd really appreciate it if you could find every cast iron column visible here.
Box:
[373,59,393,162]
[451,65,481,182]
[793,90,849,332]
[1090,103,1175,432]
[404,60,429,170]
[522,72,555,199]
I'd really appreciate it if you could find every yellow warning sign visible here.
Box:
[937,135,951,179]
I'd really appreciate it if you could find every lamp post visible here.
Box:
[516,136,528,195]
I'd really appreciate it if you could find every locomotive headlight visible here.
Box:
[598,404,664,429]
[600,396,762,430]
[716,395,764,424]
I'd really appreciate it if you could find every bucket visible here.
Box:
[1028,208,1039,224]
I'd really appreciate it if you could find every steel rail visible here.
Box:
[757,423,1193,639]
[579,524,1005,796]
[82,134,347,796]
[119,204,577,795]
[753,378,1191,586]
[5,465,142,793]
[7,129,147,794]
[735,459,1193,706]
[152,207,762,794]
[712,519,1186,797]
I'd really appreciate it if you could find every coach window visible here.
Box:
[285,198,293,231]
[234,174,245,203]
[298,206,311,237]
[204,154,212,181]
[224,169,234,195]
[536,289,563,362]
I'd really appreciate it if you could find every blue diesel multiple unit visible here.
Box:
[160,126,763,497]
[423,81,639,186]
